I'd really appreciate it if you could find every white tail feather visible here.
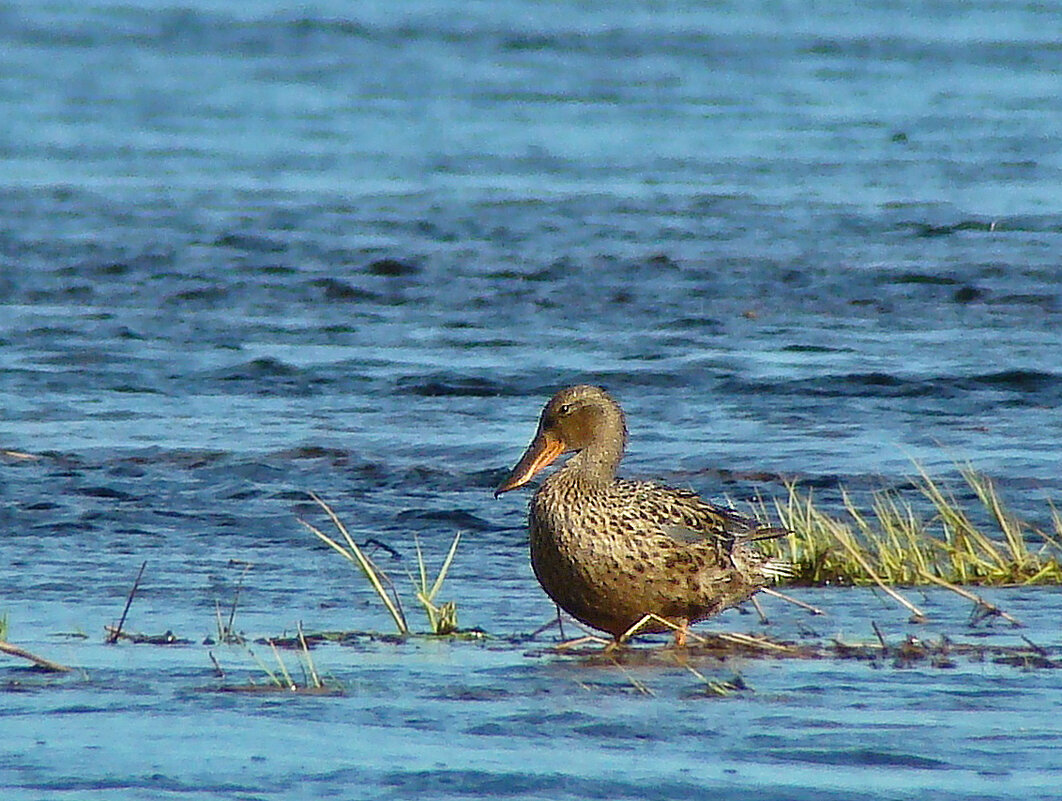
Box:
[760,558,793,581]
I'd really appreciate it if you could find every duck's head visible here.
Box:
[494,384,627,496]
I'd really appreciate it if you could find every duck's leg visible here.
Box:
[552,611,612,650]
[673,617,690,647]
[556,634,612,650]
[528,606,574,641]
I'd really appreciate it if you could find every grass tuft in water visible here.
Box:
[412,532,461,635]
[300,493,463,636]
[768,465,1062,587]
[216,621,340,694]
[301,492,410,635]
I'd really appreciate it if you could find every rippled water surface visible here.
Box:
[2,0,1062,798]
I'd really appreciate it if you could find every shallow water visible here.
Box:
[5,587,1062,800]
[2,0,1062,798]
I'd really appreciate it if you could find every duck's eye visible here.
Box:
[557,403,573,416]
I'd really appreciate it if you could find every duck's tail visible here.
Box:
[749,526,793,581]
[759,556,794,582]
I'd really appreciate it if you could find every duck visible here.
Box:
[495,384,789,645]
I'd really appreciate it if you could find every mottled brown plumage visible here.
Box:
[495,385,789,641]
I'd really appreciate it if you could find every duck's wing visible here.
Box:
[661,517,787,546]
[616,480,786,545]
[690,500,788,541]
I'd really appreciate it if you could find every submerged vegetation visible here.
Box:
[767,465,1062,588]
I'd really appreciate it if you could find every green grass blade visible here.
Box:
[429,532,462,601]
[301,495,409,635]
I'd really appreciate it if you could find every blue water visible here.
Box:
[2,1,1062,799]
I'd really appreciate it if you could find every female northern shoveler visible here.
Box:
[495,385,789,644]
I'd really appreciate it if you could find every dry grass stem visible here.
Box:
[606,653,656,696]
[619,613,710,647]
[827,516,927,621]
[268,640,296,690]
[297,622,324,688]
[555,634,613,650]
[917,570,1023,627]
[0,639,73,672]
[760,587,825,615]
[107,560,147,644]
[716,631,798,654]
[245,646,283,688]
[214,561,252,644]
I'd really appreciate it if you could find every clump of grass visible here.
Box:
[300,493,463,636]
[214,622,340,694]
[258,624,325,691]
[769,464,1062,587]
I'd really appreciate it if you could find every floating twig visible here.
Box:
[208,651,225,679]
[871,621,888,652]
[361,538,402,560]
[1020,635,1047,656]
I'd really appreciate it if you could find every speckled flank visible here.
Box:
[500,385,789,639]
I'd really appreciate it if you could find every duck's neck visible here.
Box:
[557,436,623,492]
